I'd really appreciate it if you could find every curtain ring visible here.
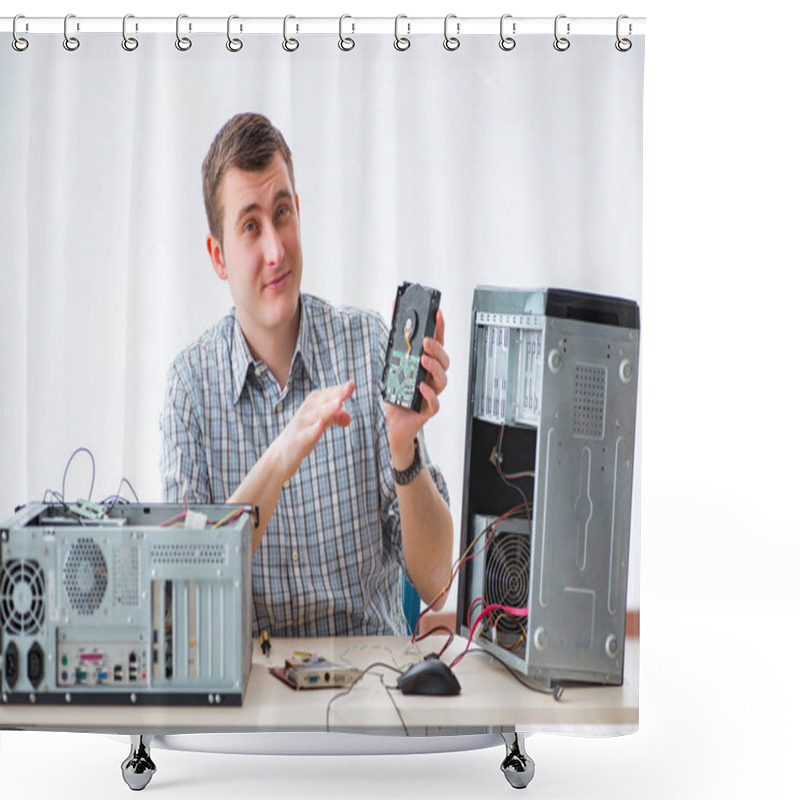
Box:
[615,15,632,51]
[226,15,243,52]
[283,15,299,52]
[394,14,410,51]
[338,14,355,51]
[553,14,570,51]
[12,15,29,52]
[176,14,192,51]
[63,13,80,51]
[499,14,516,51]
[122,14,139,51]
[443,14,460,51]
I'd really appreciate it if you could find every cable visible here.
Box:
[450,603,528,668]
[159,511,187,528]
[383,679,409,736]
[325,662,404,732]
[213,508,245,528]
[61,446,96,502]
[42,488,66,507]
[101,476,140,512]
[502,470,536,480]
[41,488,86,524]
[492,424,531,521]
[492,612,527,650]
[452,647,564,700]
[467,596,488,628]
[411,624,454,658]
[118,477,139,502]
[412,502,531,641]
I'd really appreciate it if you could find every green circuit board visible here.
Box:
[383,349,422,409]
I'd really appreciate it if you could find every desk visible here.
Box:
[0,634,638,736]
[1,635,637,789]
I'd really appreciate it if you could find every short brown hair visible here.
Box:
[202,113,295,243]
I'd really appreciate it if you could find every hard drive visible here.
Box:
[382,282,441,413]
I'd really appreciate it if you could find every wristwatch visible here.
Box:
[392,437,424,486]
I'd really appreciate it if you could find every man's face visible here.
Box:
[208,155,302,343]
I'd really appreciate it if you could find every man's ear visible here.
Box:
[295,193,300,215]
[207,234,227,280]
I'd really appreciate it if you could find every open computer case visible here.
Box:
[456,287,640,686]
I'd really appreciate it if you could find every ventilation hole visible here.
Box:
[113,544,140,606]
[150,543,226,565]
[1,559,46,636]
[64,538,108,615]
[573,363,607,438]
[485,531,531,637]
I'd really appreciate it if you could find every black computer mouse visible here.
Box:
[396,653,461,696]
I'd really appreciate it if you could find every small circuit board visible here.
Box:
[269,653,362,690]
[382,282,441,412]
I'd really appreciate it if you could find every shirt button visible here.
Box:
[275,401,284,413]
[283,480,290,490]
[292,551,299,562]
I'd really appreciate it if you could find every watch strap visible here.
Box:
[392,437,423,486]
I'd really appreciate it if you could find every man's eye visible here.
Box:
[243,221,257,233]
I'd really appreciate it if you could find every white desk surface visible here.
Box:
[0,635,638,737]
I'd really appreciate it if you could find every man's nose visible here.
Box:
[260,223,284,265]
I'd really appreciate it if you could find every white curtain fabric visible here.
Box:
[0,31,643,607]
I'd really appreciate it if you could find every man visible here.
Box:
[160,112,453,638]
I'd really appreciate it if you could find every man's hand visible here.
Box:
[275,380,355,481]
[230,380,355,556]
[385,309,450,468]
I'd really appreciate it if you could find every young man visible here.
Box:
[160,113,453,637]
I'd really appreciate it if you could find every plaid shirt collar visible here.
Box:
[230,295,316,403]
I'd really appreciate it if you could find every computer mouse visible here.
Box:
[396,653,461,696]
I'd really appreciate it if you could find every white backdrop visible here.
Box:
[0,21,643,608]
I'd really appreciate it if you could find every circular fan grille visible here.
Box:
[64,538,108,615]
[0,559,46,635]
[485,531,530,636]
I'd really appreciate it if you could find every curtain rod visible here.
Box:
[2,16,646,37]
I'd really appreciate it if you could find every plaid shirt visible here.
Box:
[159,294,448,637]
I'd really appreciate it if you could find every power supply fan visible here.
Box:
[0,559,46,636]
[484,530,531,637]
[64,537,108,615]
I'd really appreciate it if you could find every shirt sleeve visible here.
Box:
[159,358,212,504]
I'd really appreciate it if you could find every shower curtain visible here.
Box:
[1,22,644,778]
[1,26,644,609]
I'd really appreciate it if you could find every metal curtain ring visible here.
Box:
[283,15,299,52]
[12,14,29,51]
[63,13,80,51]
[122,14,138,51]
[338,14,355,51]
[394,14,410,51]
[499,13,515,51]
[553,14,570,51]
[226,15,243,52]
[615,15,632,51]
[176,14,192,51]
[443,14,460,51]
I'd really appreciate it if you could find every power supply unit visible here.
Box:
[456,287,639,686]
